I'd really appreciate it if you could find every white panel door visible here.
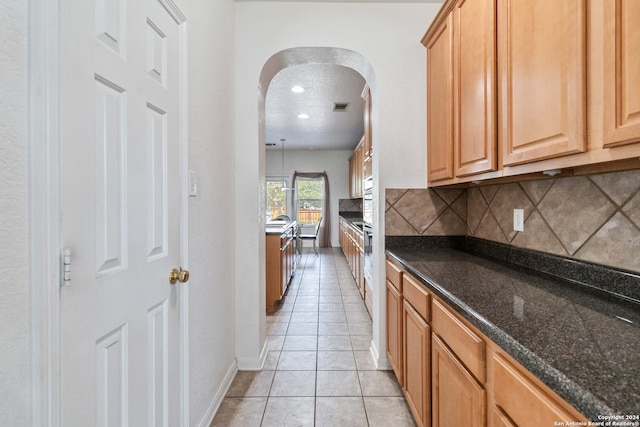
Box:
[60,1,186,426]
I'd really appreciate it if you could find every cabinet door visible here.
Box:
[403,300,431,427]
[602,0,640,148]
[280,241,287,295]
[364,87,373,179]
[348,156,355,198]
[357,144,364,196]
[386,281,403,386]
[432,334,486,427]
[454,0,497,176]
[498,0,586,166]
[489,406,516,427]
[427,13,455,182]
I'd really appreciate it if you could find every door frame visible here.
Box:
[28,1,190,425]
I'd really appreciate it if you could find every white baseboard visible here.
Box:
[197,360,238,427]
[370,339,391,370]
[236,340,269,371]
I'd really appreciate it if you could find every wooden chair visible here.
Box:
[298,217,322,255]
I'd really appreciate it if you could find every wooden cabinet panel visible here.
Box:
[363,86,373,178]
[427,13,455,182]
[432,334,486,427]
[348,139,366,198]
[358,236,363,293]
[387,264,588,427]
[498,0,587,166]
[403,300,431,427]
[432,299,485,382]
[386,259,403,292]
[489,406,516,427]
[492,353,577,427]
[454,0,497,176]
[266,227,296,311]
[603,0,640,148]
[386,280,403,386]
[341,218,364,302]
[403,273,431,322]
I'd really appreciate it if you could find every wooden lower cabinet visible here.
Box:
[403,300,431,427]
[385,258,588,427]
[339,218,365,301]
[386,280,403,385]
[432,334,486,427]
[491,353,580,427]
[266,226,296,311]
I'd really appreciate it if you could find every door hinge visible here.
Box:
[61,248,71,287]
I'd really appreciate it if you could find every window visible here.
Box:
[296,177,323,225]
[266,178,288,220]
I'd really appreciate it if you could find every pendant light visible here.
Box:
[280,138,294,191]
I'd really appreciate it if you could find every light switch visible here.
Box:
[188,170,197,197]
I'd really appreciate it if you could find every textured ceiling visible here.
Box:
[265,63,366,151]
[237,0,441,2]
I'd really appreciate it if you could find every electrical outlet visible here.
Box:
[513,209,524,232]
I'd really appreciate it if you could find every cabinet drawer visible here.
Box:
[493,353,580,427]
[402,273,430,321]
[431,299,485,382]
[386,259,403,292]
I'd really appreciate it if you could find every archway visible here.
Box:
[256,46,378,363]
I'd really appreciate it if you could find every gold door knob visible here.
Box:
[169,267,190,284]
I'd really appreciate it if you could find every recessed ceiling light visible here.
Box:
[297,113,310,119]
[291,86,305,93]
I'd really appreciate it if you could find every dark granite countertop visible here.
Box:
[339,213,364,234]
[265,220,297,235]
[386,237,640,420]
[338,211,362,220]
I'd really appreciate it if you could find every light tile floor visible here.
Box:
[212,248,416,427]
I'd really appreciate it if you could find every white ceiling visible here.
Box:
[265,63,366,151]
[238,0,441,2]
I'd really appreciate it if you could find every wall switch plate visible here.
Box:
[188,170,197,197]
[513,209,524,232]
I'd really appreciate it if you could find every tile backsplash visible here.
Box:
[386,169,640,273]
[339,198,363,212]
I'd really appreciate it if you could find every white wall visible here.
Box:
[266,149,352,246]
[1,1,441,424]
[236,1,442,369]
[14,1,238,425]
[0,1,30,425]
[181,0,238,425]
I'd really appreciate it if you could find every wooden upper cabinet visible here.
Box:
[348,140,365,198]
[363,86,373,159]
[454,0,497,177]
[426,13,455,182]
[602,0,640,148]
[498,0,587,166]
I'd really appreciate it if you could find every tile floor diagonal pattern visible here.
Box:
[212,248,416,427]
